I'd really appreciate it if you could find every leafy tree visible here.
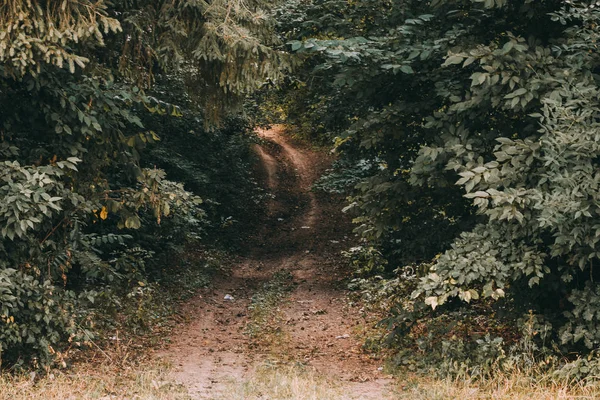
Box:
[0,0,287,366]
[278,0,600,367]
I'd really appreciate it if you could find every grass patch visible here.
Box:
[0,359,189,400]
[219,363,345,400]
[395,371,600,399]
[245,270,295,348]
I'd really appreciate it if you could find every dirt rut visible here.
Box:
[160,126,392,399]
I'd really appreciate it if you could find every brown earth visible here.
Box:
[159,125,393,399]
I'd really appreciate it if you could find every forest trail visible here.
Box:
[159,126,393,399]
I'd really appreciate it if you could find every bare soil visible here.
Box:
[159,126,393,399]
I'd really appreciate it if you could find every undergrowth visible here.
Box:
[349,269,600,389]
[0,246,227,397]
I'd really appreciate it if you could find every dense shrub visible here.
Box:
[0,269,81,367]
[275,0,600,375]
[0,0,287,367]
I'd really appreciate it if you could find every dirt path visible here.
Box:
[160,126,392,399]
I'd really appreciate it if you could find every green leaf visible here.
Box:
[504,88,527,99]
[400,65,414,74]
[444,55,464,66]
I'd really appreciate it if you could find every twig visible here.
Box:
[40,217,68,245]
[75,321,114,363]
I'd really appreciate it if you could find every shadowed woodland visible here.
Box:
[2,0,600,398]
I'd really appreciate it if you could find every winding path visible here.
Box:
[160,126,392,399]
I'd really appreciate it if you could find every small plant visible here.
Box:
[343,245,387,277]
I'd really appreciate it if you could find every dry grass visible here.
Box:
[0,360,189,400]
[218,363,600,400]
[395,371,600,400]
[3,358,600,400]
[218,364,347,400]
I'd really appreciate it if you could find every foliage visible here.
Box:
[313,158,378,194]
[142,74,264,245]
[0,0,287,367]
[0,269,82,368]
[343,245,387,277]
[276,0,600,372]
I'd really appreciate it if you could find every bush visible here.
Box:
[0,269,81,368]
[278,0,600,374]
